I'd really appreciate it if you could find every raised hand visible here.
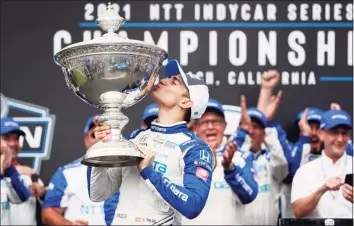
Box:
[240,95,252,131]
[260,70,280,89]
[222,141,237,171]
[264,90,282,120]
[298,108,311,136]
[330,102,341,110]
[257,70,281,115]
[1,142,13,175]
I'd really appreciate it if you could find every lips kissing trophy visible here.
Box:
[54,3,168,167]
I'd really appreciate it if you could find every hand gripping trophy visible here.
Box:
[54,3,168,167]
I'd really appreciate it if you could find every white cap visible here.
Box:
[165,59,209,119]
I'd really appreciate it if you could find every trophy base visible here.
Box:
[81,139,142,167]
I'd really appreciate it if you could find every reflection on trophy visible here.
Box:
[54,3,168,167]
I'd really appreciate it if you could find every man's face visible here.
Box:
[322,126,351,158]
[151,76,190,109]
[308,121,323,152]
[249,119,265,150]
[84,126,96,150]
[1,133,21,155]
[195,112,226,149]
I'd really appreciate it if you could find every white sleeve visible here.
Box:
[264,127,289,182]
[87,166,123,202]
[300,143,312,166]
[5,178,29,204]
[291,167,310,204]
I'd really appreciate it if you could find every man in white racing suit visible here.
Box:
[1,130,30,225]
[87,59,213,225]
[183,98,258,225]
[231,95,290,225]
[42,115,119,225]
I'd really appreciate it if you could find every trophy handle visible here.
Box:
[81,91,142,167]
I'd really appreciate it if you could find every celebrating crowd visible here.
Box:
[1,59,353,225]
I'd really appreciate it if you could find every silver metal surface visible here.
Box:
[54,3,168,167]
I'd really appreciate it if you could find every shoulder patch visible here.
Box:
[63,159,82,170]
[179,136,207,152]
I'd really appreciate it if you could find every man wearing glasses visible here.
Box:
[183,99,258,225]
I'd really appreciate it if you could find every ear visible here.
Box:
[179,98,193,109]
[318,129,324,141]
[222,121,227,130]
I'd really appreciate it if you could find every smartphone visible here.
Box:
[31,174,39,183]
[345,174,353,186]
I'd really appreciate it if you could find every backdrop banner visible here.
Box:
[1,1,352,183]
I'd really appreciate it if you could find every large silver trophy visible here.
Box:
[54,3,168,167]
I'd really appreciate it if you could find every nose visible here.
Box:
[159,79,165,85]
[336,133,344,142]
[206,122,214,129]
[7,140,16,147]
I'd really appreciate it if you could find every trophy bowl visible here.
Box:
[54,3,168,167]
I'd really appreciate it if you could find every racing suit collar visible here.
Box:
[253,148,269,160]
[216,141,227,156]
[150,121,189,134]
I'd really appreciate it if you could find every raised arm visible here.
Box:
[256,70,281,118]
[3,165,30,204]
[230,95,252,150]
[265,121,290,182]
[224,148,258,204]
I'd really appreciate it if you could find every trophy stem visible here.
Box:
[81,91,142,167]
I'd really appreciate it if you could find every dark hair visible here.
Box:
[251,117,265,129]
[184,108,191,123]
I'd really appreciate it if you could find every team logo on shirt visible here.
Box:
[213,181,230,189]
[163,141,178,149]
[152,135,166,148]
[135,217,156,223]
[196,167,209,182]
[199,150,211,163]
[152,161,167,174]
[117,214,127,219]
[0,93,56,174]
[138,134,149,143]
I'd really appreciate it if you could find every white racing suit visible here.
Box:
[87,122,214,225]
[230,121,290,225]
[1,165,30,225]
[43,158,120,225]
[182,142,258,225]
